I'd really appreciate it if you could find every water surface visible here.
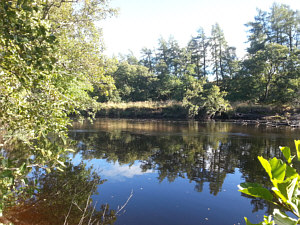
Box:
[67,119,299,225]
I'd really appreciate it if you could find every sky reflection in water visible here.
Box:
[68,119,300,225]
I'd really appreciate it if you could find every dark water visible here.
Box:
[67,119,299,225]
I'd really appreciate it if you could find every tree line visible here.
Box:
[93,3,299,118]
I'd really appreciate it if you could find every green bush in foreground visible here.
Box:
[239,140,300,225]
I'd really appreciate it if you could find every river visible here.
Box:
[4,119,300,224]
[69,119,299,225]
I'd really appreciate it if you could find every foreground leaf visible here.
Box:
[238,182,273,201]
[272,177,298,206]
[258,156,286,181]
[269,157,286,181]
[295,140,300,161]
[245,217,263,225]
[286,165,298,179]
[273,209,298,225]
[280,146,292,164]
[245,216,274,225]
[258,156,272,179]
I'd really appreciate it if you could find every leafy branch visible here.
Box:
[238,140,300,225]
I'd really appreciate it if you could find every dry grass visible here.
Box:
[100,101,181,110]
[231,102,278,114]
[96,101,186,119]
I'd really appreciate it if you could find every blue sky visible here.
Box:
[100,0,299,58]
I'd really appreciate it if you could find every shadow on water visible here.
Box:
[0,130,117,224]
[2,162,116,225]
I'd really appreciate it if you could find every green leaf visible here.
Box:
[258,156,286,181]
[47,35,56,43]
[239,182,273,201]
[280,146,292,164]
[245,217,264,225]
[295,140,300,161]
[273,209,298,225]
[276,177,298,202]
[258,156,272,179]
[269,157,286,181]
[286,165,298,179]
[1,159,9,168]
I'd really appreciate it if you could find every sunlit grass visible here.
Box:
[96,101,186,119]
[100,101,181,110]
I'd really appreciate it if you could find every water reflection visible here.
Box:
[3,163,116,225]
[100,161,153,180]
[4,119,294,224]
[71,120,295,195]
[70,119,299,220]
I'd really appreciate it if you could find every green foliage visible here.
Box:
[187,27,209,78]
[102,3,298,107]
[239,182,273,202]
[111,60,157,102]
[183,79,230,118]
[0,0,117,216]
[0,0,72,169]
[239,140,300,225]
[245,215,275,225]
[210,23,238,87]
[296,140,300,161]
[47,0,117,103]
[240,43,296,103]
[231,3,300,104]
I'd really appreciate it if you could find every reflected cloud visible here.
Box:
[97,160,154,179]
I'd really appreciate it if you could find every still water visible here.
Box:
[67,119,299,225]
[5,119,299,224]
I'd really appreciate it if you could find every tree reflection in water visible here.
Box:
[3,163,116,225]
[70,119,297,215]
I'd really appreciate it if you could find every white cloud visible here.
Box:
[100,161,153,179]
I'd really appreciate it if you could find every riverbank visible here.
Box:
[96,101,187,119]
[227,103,300,127]
[93,101,300,127]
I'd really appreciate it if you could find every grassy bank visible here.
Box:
[96,101,188,119]
[94,101,300,122]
